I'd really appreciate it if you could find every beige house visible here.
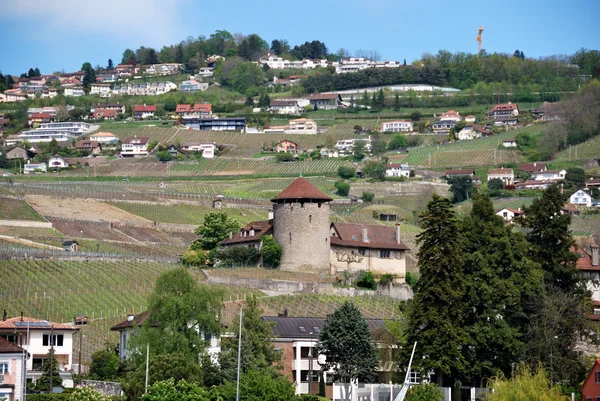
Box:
[329,223,409,279]
[487,168,515,185]
[288,118,317,132]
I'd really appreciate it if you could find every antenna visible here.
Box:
[476,25,484,54]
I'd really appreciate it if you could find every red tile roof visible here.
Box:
[519,162,547,172]
[29,113,52,119]
[488,168,514,175]
[271,178,333,202]
[0,336,24,353]
[91,109,118,118]
[574,246,599,271]
[193,103,211,112]
[330,222,410,251]
[176,104,191,113]
[0,316,77,331]
[491,103,518,112]
[134,105,157,112]
[441,110,460,118]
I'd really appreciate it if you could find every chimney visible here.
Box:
[396,223,401,244]
[127,309,135,322]
[2,310,6,321]
[362,226,368,243]
[229,232,233,240]
[593,245,599,267]
[268,209,274,220]
[20,311,23,322]
[284,309,288,317]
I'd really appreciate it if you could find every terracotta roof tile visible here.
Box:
[134,105,157,112]
[219,220,273,246]
[0,336,24,353]
[110,311,150,331]
[0,316,77,331]
[271,178,333,202]
[330,222,409,251]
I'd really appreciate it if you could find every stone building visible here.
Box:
[271,178,332,271]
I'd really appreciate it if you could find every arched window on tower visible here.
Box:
[289,232,292,244]
[309,215,312,223]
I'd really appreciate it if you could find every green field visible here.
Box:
[554,135,600,161]
[0,197,44,221]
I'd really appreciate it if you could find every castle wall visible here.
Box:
[273,201,330,271]
[329,247,406,279]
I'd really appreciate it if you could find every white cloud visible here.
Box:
[4,0,187,47]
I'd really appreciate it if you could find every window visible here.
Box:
[309,215,312,223]
[300,370,320,383]
[298,326,306,333]
[0,362,8,375]
[0,334,18,344]
[378,250,392,259]
[42,334,64,347]
[596,370,600,383]
[300,347,313,358]
[289,233,292,244]
[313,327,320,333]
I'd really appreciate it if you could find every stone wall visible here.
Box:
[81,380,123,396]
[273,201,330,271]
[0,220,53,228]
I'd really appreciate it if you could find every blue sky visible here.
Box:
[0,0,598,76]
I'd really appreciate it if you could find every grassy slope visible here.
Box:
[0,197,44,221]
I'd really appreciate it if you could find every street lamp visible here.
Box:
[307,346,313,395]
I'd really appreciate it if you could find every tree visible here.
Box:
[387,134,408,150]
[377,89,385,109]
[334,180,350,196]
[393,93,400,111]
[410,111,422,121]
[0,152,7,168]
[446,175,473,203]
[156,150,172,162]
[36,351,62,392]
[459,192,542,381]
[68,108,87,120]
[486,364,567,401]
[127,268,223,366]
[361,191,375,202]
[71,386,112,401]
[107,59,114,70]
[218,296,280,383]
[175,44,185,64]
[142,378,211,401]
[404,195,467,385]
[261,235,281,268]
[338,166,356,179]
[362,161,386,181]
[316,302,378,384]
[122,48,137,65]
[258,93,271,108]
[564,167,585,190]
[194,212,241,251]
[270,39,290,56]
[27,68,36,78]
[88,345,121,380]
[238,34,268,61]
[215,246,259,267]
[121,353,203,401]
[352,140,366,161]
[405,383,444,401]
[212,369,296,401]
[81,62,96,88]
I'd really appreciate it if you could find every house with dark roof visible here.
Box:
[519,162,547,173]
[444,169,475,177]
[431,120,456,135]
[218,219,274,263]
[270,100,301,115]
[488,102,519,119]
[0,336,26,401]
[487,168,515,186]
[261,314,395,395]
[121,136,149,157]
[0,312,79,387]
[495,207,523,223]
[307,93,343,110]
[330,223,409,277]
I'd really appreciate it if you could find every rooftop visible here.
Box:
[271,178,333,202]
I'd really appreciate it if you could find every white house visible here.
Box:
[530,169,566,182]
[569,189,593,207]
[259,54,290,69]
[380,120,413,133]
[89,132,119,144]
[457,124,492,141]
[63,86,85,97]
[503,139,518,148]
[320,148,340,158]
[90,83,112,97]
[179,80,208,92]
[145,63,184,76]
[23,162,47,174]
[0,314,79,388]
[48,155,69,169]
[181,143,216,158]
[121,136,149,157]
[487,168,515,186]
[386,163,410,178]
[0,337,25,401]
[439,110,462,122]
[495,207,523,223]
[269,100,301,114]
[287,118,317,134]
[19,122,98,143]
[335,137,372,156]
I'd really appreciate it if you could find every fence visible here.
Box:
[332,383,488,401]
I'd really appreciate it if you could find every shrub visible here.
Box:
[261,235,282,269]
[379,273,394,286]
[275,152,295,162]
[356,271,376,290]
[215,246,259,267]
[361,191,375,202]
[156,150,172,162]
[338,165,356,179]
[182,250,206,266]
[405,271,419,287]
[334,180,350,196]
[405,383,444,401]
[488,178,504,191]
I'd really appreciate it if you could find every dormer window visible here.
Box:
[249,229,255,236]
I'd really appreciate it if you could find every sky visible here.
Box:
[0,0,599,76]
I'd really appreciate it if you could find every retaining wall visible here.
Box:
[0,220,53,228]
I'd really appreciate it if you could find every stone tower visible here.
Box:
[271,178,332,271]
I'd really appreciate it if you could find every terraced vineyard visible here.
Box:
[0,260,261,364]
[259,294,403,320]
[0,197,44,221]
[554,135,600,161]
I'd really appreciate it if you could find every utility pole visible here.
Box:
[49,325,54,393]
[78,331,83,386]
[236,307,243,401]
[145,343,150,393]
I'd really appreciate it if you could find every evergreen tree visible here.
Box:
[245,95,254,106]
[460,192,542,382]
[361,90,370,107]
[27,68,35,78]
[36,352,62,392]
[122,48,137,65]
[377,89,385,108]
[316,301,379,383]
[81,62,96,88]
[107,59,114,70]
[446,175,473,203]
[405,195,467,385]
[175,44,184,64]
[371,91,377,108]
[34,67,41,76]
[394,93,400,111]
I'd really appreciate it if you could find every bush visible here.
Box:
[215,246,259,267]
[261,235,282,269]
[338,165,356,179]
[156,150,172,162]
[405,271,419,287]
[335,180,350,197]
[361,191,375,202]
[356,271,376,290]
[363,161,386,181]
[387,134,408,150]
[488,178,504,191]
[182,250,207,266]
[379,273,394,286]
[405,383,444,401]
[275,152,295,162]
